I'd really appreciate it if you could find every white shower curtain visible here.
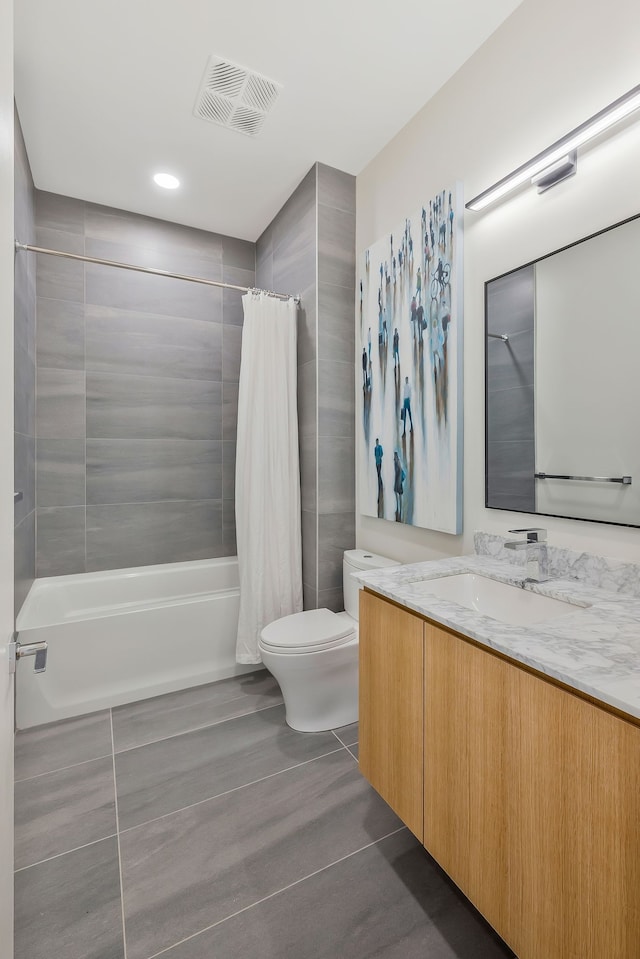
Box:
[235,292,303,663]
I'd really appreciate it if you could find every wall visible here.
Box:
[256,163,356,610]
[356,0,640,564]
[33,193,254,574]
[14,110,36,613]
[316,164,357,610]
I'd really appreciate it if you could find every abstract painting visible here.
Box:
[358,186,463,533]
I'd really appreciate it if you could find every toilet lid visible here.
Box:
[260,609,356,652]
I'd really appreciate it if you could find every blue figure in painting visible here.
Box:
[367,326,372,362]
[393,327,399,368]
[374,438,383,488]
[362,347,368,389]
[393,450,405,521]
[402,376,414,436]
[448,192,454,237]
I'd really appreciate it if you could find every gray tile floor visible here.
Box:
[14,671,515,959]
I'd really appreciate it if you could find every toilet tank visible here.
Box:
[343,549,400,621]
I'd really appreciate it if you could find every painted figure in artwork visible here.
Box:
[402,376,414,436]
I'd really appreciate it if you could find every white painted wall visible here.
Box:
[356,0,640,565]
[0,0,14,954]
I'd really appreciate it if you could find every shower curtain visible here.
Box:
[235,292,303,663]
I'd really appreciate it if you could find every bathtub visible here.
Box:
[15,557,256,729]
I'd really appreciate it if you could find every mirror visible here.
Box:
[485,212,640,528]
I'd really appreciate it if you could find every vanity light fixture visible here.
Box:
[466,82,640,212]
[153,172,180,190]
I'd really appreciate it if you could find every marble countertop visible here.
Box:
[356,555,640,722]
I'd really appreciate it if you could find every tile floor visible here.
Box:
[14,671,515,959]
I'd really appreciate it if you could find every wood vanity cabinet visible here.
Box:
[359,587,424,841]
[359,588,640,959]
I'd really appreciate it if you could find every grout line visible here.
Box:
[345,745,358,762]
[330,729,358,750]
[113,700,284,756]
[15,751,114,784]
[119,744,348,836]
[14,832,118,873]
[144,825,408,959]
[85,368,225,385]
[110,709,129,959]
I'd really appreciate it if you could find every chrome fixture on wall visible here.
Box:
[466,83,640,212]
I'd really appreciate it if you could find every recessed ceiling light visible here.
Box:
[153,172,180,190]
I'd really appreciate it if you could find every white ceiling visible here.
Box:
[14,0,522,241]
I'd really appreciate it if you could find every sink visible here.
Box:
[413,573,585,627]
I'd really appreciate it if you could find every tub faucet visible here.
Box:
[504,528,548,583]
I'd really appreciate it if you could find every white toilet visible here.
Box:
[259,549,399,732]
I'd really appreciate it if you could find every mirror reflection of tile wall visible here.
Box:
[486,265,535,512]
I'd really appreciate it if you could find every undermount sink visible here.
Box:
[413,573,586,627]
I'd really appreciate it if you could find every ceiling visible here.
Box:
[14,0,523,241]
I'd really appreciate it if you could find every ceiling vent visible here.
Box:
[194,56,282,137]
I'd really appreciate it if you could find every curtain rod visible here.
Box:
[14,242,299,303]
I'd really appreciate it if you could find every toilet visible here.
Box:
[259,549,399,732]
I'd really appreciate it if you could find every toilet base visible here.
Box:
[259,639,358,733]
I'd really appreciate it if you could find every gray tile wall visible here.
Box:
[317,164,356,612]
[256,168,317,608]
[257,164,356,611]
[486,265,536,512]
[34,192,255,575]
[14,109,36,615]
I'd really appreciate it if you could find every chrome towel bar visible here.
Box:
[534,472,632,485]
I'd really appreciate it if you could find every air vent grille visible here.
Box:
[194,55,282,137]
[205,61,246,99]
[228,106,266,136]
[243,74,280,112]
[196,91,234,125]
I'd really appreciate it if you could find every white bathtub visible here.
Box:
[15,557,256,729]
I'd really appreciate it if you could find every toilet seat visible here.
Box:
[260,609,356,655]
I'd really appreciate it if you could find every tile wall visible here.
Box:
[14,110,36,614]
[34,193,255,575]
[257,163,356,610]
[485,265,535,513]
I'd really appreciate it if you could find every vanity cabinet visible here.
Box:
[359,589,424,841]
[359,589,640,959]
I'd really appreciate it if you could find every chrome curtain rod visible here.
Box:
[14,242,299,303]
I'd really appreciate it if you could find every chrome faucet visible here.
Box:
[504,528,548,583]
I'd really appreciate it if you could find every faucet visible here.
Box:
[504,528,548,583]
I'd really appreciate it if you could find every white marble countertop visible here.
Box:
[356,555,640,722]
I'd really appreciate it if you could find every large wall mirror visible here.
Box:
[485,212,640,528]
